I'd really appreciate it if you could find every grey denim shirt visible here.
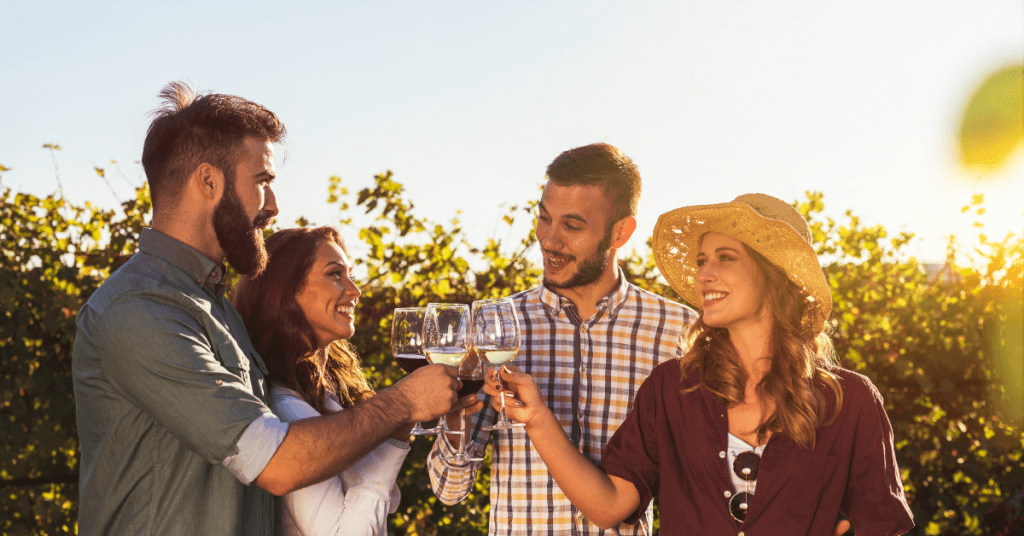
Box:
[73,228,282,536]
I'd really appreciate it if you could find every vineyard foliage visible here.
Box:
[1,164,1021,535]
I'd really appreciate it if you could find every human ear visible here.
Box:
[191,163,224,202]
[610,216,637,248]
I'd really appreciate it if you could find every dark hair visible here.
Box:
[142,81,286,212]
[545,143,641,224]
[680,244,843,450]
[233,226,373,413]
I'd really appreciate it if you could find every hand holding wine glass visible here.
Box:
[482,364,550,428]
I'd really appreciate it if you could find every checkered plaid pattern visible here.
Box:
[428,275,697,535]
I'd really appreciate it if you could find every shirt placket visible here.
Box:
[564,302,607,535]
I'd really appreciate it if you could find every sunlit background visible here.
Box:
[2,1,1022,263]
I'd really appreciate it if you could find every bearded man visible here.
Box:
[428,143,698,535]
[73,82,470,535]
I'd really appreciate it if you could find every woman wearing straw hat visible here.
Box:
[487,194,914,535]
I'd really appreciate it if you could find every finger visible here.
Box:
[832,520,851,535]
[461,399,486,416]
[501,391,525,407]
[453,394,477,409]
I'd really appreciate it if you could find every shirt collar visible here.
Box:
[139,228,227,296]
[539,267,631,321]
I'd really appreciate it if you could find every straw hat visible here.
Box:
[652,193,832,333]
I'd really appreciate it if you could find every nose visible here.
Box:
[263,185,279,219]
[696,261,717,284]
[537,221,562,251]
[345,278,362,301]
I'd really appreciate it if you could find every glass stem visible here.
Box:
[457,408,468,456]
[496,366,509,422]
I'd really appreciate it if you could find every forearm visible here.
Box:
[525,411,639,528]
[256,389,408,495]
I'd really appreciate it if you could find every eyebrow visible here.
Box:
[538,201,588,224]
[697,246,741,257]
[256,171,275,181]
[325,260,349,270]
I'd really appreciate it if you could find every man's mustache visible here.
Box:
[543,249,574,262]
[253,212,272,230]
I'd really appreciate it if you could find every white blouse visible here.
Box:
[727,433,767,495]
[269,384,410,536]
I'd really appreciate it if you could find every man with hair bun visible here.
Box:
[73,82,475,535]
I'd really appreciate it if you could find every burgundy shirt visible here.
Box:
[600,361,914,536]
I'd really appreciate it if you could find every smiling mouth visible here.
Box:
[544,251,573,271]
[702,291,728,306]
[335,305,355,316]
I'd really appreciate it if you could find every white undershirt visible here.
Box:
[727,433,767,494]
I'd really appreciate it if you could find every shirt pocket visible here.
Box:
[214,338,252,389]
[780,451,840,523]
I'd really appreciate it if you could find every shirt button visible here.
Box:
[724,490,732,498]
[580,365,587,373]
[580,325,587,332]
[215,379,223,386]
[738,532,745,536]
[719,451,726,458]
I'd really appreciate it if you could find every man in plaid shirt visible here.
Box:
[428,143,697,535]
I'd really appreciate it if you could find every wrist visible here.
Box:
[377,384,415,424]
[524,406,558,434]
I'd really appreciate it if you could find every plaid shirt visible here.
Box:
[428,273,697,535]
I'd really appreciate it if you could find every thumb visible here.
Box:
[832,520,851,536]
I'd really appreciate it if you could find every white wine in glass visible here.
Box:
[473,297,524,431]
[423,303,471,439]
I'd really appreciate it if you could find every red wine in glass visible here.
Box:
[396,354,428,373]
[456,378,485,398]
[391,307,440,436]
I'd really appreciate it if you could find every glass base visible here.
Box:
[409,422,442,436]
[482,420,526,431]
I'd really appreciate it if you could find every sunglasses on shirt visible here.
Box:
[729,450,760,523]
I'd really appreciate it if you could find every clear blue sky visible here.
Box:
[2,1,1022,265]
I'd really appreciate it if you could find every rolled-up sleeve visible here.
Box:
[600,376,660,525]
[98,295,276,468]
[225,414,289,484]
[842,376,915,536]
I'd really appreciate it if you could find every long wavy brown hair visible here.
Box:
[680,243,844,450]
[234,226,373,414]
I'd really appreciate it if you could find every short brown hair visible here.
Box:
[141,81,286,212]
[545,143,641,224]
[233,226,373,413]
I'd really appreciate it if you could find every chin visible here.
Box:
[542,272,576,290]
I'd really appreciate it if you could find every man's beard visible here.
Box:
[213,175,270,277]
[543,228,613,290]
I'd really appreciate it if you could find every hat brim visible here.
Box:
[652,201,832,332]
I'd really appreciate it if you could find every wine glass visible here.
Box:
[423,303,471,439]
[450,349,487,462]
[473,297,524,431]
[391,307,441,435]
